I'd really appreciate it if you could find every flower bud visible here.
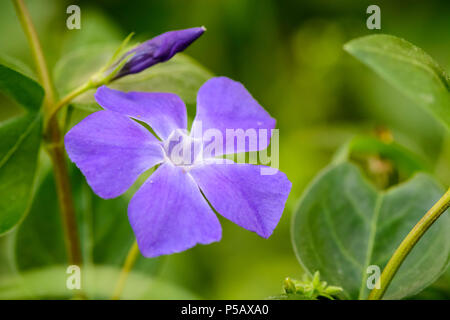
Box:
[113,27,206,79]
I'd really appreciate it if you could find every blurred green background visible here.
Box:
[0,0,449,299]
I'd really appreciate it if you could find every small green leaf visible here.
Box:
[344,35,450,129]
[326,286,344,296]
[0,64,44,111]
[283,277,297,294]
[276,272,343,300]
[0,114,42,235]
[292,162,449,299]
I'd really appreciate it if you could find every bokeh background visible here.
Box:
[0,0,449,299]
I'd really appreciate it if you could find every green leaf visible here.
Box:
[54,46,213,113]
[109,54,213,105]
[344,35,450,130]
[0,114,42,235]
[0,64,44,111]
[279,273,343,300]
[0,63,44,235]
[0,265,198,299]
[292,162,449,299]
[410,267,450,300]
[0,55,36,81]
[332,135,430,175]
[0,232,15,276]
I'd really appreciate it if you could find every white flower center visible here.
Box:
[163,129,203,168]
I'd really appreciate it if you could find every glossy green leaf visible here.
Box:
[0,265,198,299]
[0,114,42,235]
[344,35,450,129]
[0,64,44,111]
[292,162,449,299]
[54,46,212,112]
[0,55,36,81]
[0,63,44,235]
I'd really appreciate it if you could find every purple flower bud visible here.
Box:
[114,27,206,79]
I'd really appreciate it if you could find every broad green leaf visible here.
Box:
[0,64,44,235]
[0,265,198,300]
[54,46,213,113]
[53,45,114,99]
[60,8,123,54]
[410,267,450,300]
[0,232,15,275]
[332,135,430,175]
[15,165,160,273]
[0,64,44,111]
[292,162,449,299]
[344,35,450,129]
[110,54,213,108]
[0,56,35,81]
[0,114,42,235]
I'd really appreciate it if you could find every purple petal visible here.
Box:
[190,163,291,238]
[65,110,164,199]
[129,163,222,257]
[95,86,187,140]
[115,27,205,78]
[191,77,276,156]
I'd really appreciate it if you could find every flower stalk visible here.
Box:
[46,81,92,127]
[112,241,140,300]
[368,187,450,300]
[12,0,82,266]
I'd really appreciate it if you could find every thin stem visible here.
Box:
[368,187,450,300]
[112,241,140,300]
[12,0,82,266]
[47,81,92,125]
[12,0,54,107]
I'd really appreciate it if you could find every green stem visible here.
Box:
[12,0,82,267]
[46,81,92,125]
[368,187,450,300]
[112,241,140,300]
[12,0,55,107]
[46,43,136,122]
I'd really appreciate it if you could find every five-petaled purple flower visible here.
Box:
[65,77,292,257]
[114,27,205,79]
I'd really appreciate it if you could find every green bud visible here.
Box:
[312,271,321,288]
[283,277,297,294]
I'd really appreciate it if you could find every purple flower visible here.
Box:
[114,27,205,79]
[65,77,292,257]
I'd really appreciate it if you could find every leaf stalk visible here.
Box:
[368,187,450,299]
